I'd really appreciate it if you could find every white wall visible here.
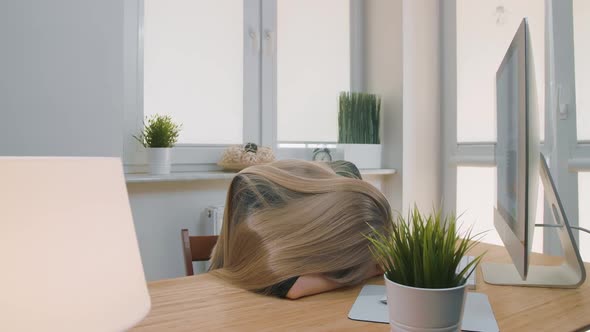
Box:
[365,0,403,214]
[127,180,230,281]
[0,0,124,157]
[402,0,442,214]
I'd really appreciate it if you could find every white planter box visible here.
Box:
[385,276,467,332]
[339,144,382,169]
[148,148,171,175]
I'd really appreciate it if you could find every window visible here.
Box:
[456,166,544,252]
[125,0,356,167]
[456,167,500,244]
[579,172,590,261]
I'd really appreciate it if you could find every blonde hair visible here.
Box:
[209,160,392,294]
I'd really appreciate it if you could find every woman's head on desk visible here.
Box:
[209,160,392,299]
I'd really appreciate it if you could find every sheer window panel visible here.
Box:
[579,172,590,262]
[143,0,243,145]
[574,0,590,140]
[456,166,543,252]
[457,167,501,246]
[276,0,350,143]
[457,0,544,143]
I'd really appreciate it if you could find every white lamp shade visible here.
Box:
[0,158,151,331]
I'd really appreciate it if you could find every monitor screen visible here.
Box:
[496,44,521,234]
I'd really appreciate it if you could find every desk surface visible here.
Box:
[132,243,590,331]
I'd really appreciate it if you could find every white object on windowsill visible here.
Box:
[148,148,172,175]
[339,144,382,169]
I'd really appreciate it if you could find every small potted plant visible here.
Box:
[338,91,381,169]
[134,114,182,175]
[366,206,484,332]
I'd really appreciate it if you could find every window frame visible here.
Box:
[124,0,262,172]
[124,0,363,170]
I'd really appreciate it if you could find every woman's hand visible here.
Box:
[286,274,341,299]
[365,264,384,279]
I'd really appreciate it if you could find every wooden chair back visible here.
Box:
[181,229,218,276]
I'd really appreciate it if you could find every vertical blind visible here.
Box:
[456,0,544,142]
[277,0,350,143]
[144,0,244,145]
[574,0,590,140]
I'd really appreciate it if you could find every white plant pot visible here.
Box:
[385,276,467,332]
[148,148,171,175]
[339,144,382,169]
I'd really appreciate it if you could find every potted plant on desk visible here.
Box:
[134,114,182,175]
[366,206,484,332]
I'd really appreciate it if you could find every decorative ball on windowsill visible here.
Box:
[244,142,258,154]
[218,143,276,171]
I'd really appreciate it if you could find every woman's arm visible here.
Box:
[286,264,382,299]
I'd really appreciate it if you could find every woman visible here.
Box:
[209,160,392,299]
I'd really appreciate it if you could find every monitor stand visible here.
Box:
[482,155,586,288]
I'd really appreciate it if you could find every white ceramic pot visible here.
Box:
[385,276,467,332]
[339,144,382,169]
[148,148,171,175]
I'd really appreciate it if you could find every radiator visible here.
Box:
[205,205,224,235]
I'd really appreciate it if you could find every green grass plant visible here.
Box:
[366,206,485,289]
[338,92,381,144]
[134,114,182,148]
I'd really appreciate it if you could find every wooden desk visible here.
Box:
[132,243,590,331]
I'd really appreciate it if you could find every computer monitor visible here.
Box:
[494,18,539,280]
[482,18,585,288]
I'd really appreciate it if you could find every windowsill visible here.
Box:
[125,168,397,184]
[125,171,235,183]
